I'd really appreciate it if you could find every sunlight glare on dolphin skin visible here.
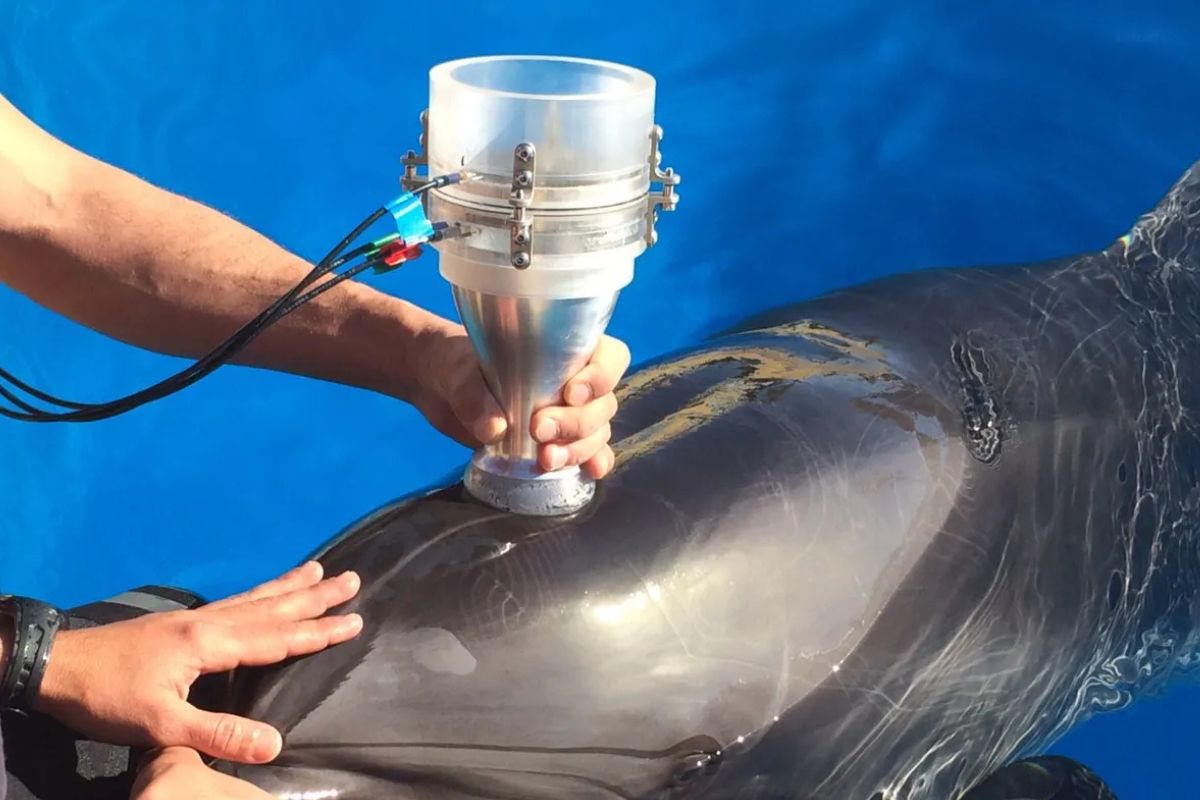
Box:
[582,581,665,627]
[278,791,339,800]
[586,590,650,626]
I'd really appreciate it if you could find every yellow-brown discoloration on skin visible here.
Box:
[749,320,882,361]
[612,321,892,468]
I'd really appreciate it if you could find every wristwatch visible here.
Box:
[0,594,68,712]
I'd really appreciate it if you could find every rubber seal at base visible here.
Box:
[463,460,595,516]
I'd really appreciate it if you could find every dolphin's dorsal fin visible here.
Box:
[1118,159,1200,271]
[960,755,1117,800]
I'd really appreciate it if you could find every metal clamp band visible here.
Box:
[509,142,536,269]
[401,111,682,253]
[645,124,681,247]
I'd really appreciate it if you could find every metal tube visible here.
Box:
[454,287,617,516]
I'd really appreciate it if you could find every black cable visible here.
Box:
[0,174,461,423]
[0,237,365,423]
[0,368,91,410]
[0,243,353,422]
[0,253,351,423]
[0,238,375,417]
[0,234,359,420]
[0,259,382,422]
[280,260,377,315]
[0,383,47,414]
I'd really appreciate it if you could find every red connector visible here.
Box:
[375,241,424,272]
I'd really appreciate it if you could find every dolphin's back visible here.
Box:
[221,318,965,798]
[218,161,1200,799]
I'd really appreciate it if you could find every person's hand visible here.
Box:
[411,321,632,478]
[34,561,362,764]
[131,747,274,800]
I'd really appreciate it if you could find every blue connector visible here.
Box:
[385,191,436,244]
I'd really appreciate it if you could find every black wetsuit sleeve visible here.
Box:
[1,721,8,800]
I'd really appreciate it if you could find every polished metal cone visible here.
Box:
[452,285,617,516]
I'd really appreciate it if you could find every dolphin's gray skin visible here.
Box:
[205,161,1200,800]
[6,166,1196,800]
[961,757,1117,800]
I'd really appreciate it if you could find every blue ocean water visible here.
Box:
[1,1,1197,795]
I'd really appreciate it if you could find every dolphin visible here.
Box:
[202,159,1200,798]
[10,159,1200,799]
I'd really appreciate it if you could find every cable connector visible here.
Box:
[373,241,423,274]
[429,221,469,243]
[429,170,478,189]
[366,232,401,253]
[384,191,435,244]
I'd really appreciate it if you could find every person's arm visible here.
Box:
[23,562,362,764]
[0,94,629,475]
[0,93,435,408]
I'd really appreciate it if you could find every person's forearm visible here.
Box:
[0,94,454,402]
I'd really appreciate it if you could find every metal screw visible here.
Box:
[512,253,531,268]
[513,231,529,246]
[516,170,532,187]
[516,144,533,161]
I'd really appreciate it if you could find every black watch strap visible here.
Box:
[0,594,68,711]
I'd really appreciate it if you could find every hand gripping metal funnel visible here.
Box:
[402,55,680,516]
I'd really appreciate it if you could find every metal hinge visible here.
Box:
[645,124,681,247]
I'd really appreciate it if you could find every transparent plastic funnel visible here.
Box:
[429,56,656,205]
[429,55,656,299]
[424,55,663,516]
